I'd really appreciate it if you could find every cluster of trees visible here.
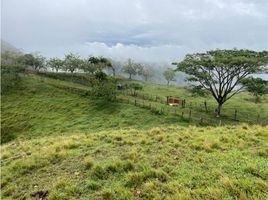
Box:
[122,58,154,81]
[2,48,267,113]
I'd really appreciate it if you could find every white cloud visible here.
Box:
[2,0,268,63]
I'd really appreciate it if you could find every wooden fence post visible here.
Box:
[189,109,192,121]
[204,101,208,112]
[234,109,237,121]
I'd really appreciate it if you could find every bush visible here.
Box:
[1,65,25,94]
[128,82,143,96]
[90,74,117,101]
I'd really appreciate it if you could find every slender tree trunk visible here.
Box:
[216,103,223,117]
[167,80,170,86]
[129,74,132,80]
[112,68,115,76]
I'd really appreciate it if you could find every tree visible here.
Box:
[64,53,82,73]
[81,58,97,74]
[142,67,153,81]
[88,56,113,72]
[18,53,45,71]
[90,71,117,101]
[1,51,21,65]
[47,58,64,72]
[122,59,143,80]
[163,68,176,85]
[174,49,268,116]
[241,77,268,103]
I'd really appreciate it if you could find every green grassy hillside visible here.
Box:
[1,125,268,199]
[1,75,188,143]
[1,74,268,199]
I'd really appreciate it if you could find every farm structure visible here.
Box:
[166,96,186,107]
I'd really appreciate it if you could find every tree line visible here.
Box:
[1,49,268,116]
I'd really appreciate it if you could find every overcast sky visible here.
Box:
[2,0,268,64]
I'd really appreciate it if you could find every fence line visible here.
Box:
[119,90,268,126]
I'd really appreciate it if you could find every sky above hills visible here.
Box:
[2,0,268,64]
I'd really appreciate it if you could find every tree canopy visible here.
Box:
[64,53,82,73]
[241,77,268,103]
[122,59,143,80]
[47,58,64,72]
[174,49,268,115]
[163,68,176,85]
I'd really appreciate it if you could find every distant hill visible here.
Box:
[1,40,22,54]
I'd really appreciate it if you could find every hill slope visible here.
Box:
[1,74,268,199]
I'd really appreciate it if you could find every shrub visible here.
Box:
[1,65,25,94]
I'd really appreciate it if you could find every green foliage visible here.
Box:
[163,68,176,85]
[128,82,143,96]
[90,73,117,101]
[64,53,82,73]
[47,58,64,72]
[1,65,25,94]
[190,85,210,97]
[17,53,45,70]
[1,51,22,65]
[241,77,268,103]
[175,49,268,115]
[122,59,143,79]
[88,56,113,72]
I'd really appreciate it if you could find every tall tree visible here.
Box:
[88,56,113,72]
[174,49,268,116]
[122,59,143,80]
[241,77,268,103]
[163,68,176,85]
[47,58,64,72]
[64,53,82,73]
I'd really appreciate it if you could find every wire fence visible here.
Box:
[118,90,268,126]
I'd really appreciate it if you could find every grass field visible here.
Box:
[1,73,268,199]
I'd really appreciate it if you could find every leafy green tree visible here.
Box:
[47,58,64,72]
[241,77,268,103]
[18,53,45,71]
[64,53,82,73]
[88,56,113,72]
[174,49,268,116]
[81,58,97,74]
[122,59,143,80]
[163,68,176,85]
